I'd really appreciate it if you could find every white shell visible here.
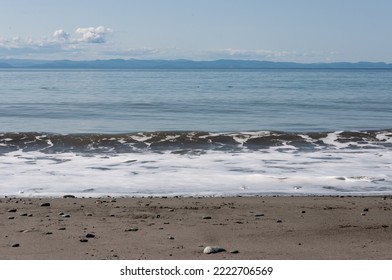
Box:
[203,246,226,254]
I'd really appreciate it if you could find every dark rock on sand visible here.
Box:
[40,203,51,207]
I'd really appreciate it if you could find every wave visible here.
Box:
[1,130,391,154]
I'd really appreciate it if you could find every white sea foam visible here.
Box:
[1,144,391,197]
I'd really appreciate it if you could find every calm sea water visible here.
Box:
[0,69,391,197]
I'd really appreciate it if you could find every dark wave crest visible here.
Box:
[0,130,391,154]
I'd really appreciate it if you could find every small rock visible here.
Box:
[230,250,239,254]
[277,220,283,223]
[301,210,306,214]
[58,212,64,216]
[363,208,369,212]
[62,214,71,218]
[40,202,50,207]
[169,236,175,240]
[255,214,264,217]
[85,233,95,238]
[11,243,20,248]
[58,227,66,231]
[125,228,138,232]
[203,246,226,254]
[361,213,366,216]
[45,232,53,235]
[19,213,28,216]
[63,195,76,198]
[202,216,212,220]
[7,208,17,213]
[7,216,15,220]
[80,239,88,243]
[86,213,93,216]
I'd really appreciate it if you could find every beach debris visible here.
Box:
[11,243,20,248]
[40,202,51,207]
[203,246,226,254]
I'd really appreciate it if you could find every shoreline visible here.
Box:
[1,195,392,260]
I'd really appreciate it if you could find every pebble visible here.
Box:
[19,213,28,216]
[40,202,51,207]
[62,214,71,218]
[363,208,369,212]
[63,195,76,198]
[7,209,17,213]
[85,233,95,238]
[203,246,226,254]
[11,243,20,248]
[80,239,88,243]
[125,228,138,232]
[169,236,175,240]
[277,220,283,223]
[255,214,264,217]
[7,216,15,220]
[202,216,212,220]
[58,227,66,231]
[230,250,239,254]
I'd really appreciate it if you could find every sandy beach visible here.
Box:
[1,195,392,260]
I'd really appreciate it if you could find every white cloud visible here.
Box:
[53,29,70,41]
[74,26,112,44]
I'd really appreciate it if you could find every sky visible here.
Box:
[0,0,391,62]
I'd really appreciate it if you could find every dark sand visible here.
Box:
[1,196,392,260]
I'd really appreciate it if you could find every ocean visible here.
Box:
[0,68,391,197]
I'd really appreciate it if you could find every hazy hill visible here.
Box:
[1,59,391,69]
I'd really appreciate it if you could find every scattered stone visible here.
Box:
[58,227,66,231]
[85,233,95,238]
[63,195,76,198]
[168,209,174,212]
[58,212,64,216]
[203,246,226,254]
[19,213,28,216]
[11,243,20,248]
[277,220,283,223]
[45,232,53,235]
[7,208,17,213]
[40,202,50,207]
[28,214,33,217]
[301,210,306,214]
[255,214,264,217]
[361,213,366,216]
[87,213,93,216]
[230,250,239,254]
[80,239,88,243]
[169,236,175,240]
[62,214,71,218]
[7,216,15,220]
[363,208,369,212]
[381,225,389,228]
[125,228,138,232]
[202,216,212,220]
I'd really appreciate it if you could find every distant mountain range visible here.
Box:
[1,59,392,69]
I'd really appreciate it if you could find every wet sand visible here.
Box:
[1,196,392,260]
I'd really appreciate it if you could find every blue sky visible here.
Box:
[0,0,391,62]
